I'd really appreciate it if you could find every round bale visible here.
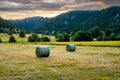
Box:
[66,44,76,51]
[36,46,50,57]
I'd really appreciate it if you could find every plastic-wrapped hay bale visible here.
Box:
[66,44,76,51]
[36,46,50,57]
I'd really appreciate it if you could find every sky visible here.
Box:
[0,0,120,20]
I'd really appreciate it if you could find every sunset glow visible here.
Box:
[0,0,120,20]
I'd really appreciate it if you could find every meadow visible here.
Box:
[0,33,120,47]
[0,33,120,80]
[0,43,120,80]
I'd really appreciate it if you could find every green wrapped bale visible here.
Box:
[66,44,76,51]
[36,46,50,57]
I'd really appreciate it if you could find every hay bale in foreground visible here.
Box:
[36,46,50,57]
[66,44,76,51]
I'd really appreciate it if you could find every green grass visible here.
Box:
[0,43,120,80]
[37,41,120,47]
[0,33,120,47]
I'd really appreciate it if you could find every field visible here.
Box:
[0,43,120,80]
[0,33,120,47]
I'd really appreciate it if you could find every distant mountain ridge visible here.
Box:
[9,16,49,32]
[9,6,120,35]
[36,6,120,35]
[0,17,15,33]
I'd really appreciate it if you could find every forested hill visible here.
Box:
[36,6,120,35]
[0,17,15,33]
[9,17,49,32]
[8,6,120,35]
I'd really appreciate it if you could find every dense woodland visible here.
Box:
[36,6,120,35]
[8,6,120,36]
[10,17,48,32]
[0,17,15,34]
[0,6,120,41]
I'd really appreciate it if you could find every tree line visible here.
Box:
[0,26,120,43]
[0,30,50,43]
[56,26,120,41]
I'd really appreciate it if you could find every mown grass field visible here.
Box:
[0,43,120,80]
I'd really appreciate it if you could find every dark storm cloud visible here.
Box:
[0,0,120,11]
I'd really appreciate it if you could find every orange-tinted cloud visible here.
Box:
[0,0,119,19]
[60,1,106,10]
[0,10,67,20]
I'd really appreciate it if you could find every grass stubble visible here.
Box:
[0,43,120,80]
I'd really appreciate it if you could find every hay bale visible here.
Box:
[36,46,50,57]
[66,44,76,51]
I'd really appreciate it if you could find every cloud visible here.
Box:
[0,0,120,19]
[0,0,119,11]
[0,10,67,19]
[85,0,120,6]
[60,1,106,10]
[0,1,24,8]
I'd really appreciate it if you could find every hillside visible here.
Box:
[10,17,49,32]
[36,6,120,35]
[8,6,120,35]
[0,17,14,33]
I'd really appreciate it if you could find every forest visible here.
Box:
[0,6,120,41]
